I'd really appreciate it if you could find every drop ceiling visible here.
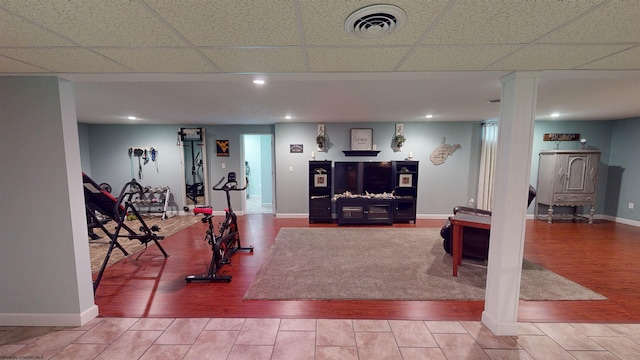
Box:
[0,0,638,125]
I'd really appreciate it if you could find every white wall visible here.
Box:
[85,124,184,210]
[78,119,634,221]
[273,121,481,215]
[606,118,640,221]
[78,123,92,176]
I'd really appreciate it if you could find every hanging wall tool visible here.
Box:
[128,146,159,180]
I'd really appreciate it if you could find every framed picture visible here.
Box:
[314,174,327,187]
[290,144,303,153]
[399,174,412,187]
[216,140,229,157]
[350,128,373,150]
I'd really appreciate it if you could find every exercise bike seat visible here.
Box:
[193,207,213,215]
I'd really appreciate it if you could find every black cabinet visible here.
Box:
[392,161,419,223]
[309,161,332,223]
[312,160,418,224]
[336,198,394,226]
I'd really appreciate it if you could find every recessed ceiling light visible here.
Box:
[550,113,560,118]
[285,115,292,120]
[253,79,265,85]
[127,116,137,120]
[425,114,434,119]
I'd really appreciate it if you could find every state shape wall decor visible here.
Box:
[430,137,461,165]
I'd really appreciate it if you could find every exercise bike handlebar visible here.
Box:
[212,176,249,192]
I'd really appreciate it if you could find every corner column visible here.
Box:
[482,72,540,335]
[0,77,97,326]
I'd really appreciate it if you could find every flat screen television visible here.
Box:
[362,161,393,194]
[333,162,359,194]
[333,161,393,195]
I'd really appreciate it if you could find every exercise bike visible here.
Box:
[185,172,253,283]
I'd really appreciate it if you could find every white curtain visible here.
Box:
[477,122,499,210]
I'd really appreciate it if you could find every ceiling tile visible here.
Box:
[146,0,300,46]
[0,0,186,46]
[0,48,131,73]
[398,45,522,71]
[422,0,603,44]
[540,1,640,43]
[301,0,449,46]
[486,44,631,70]
[0,55,46,72]
[578,46,640,70]
[0,9,74,46]
[201,48,306,72]
[96,48,219,73]
[307,47,410,72]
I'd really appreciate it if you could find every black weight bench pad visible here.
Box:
[83,172,124,218]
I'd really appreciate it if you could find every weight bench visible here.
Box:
[85,181,114,240]
[83,172,169,293]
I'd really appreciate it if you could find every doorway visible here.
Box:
[242,134,274,214]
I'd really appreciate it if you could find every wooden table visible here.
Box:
[450,213,492,276]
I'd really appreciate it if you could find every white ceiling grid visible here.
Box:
[0,0,637,124]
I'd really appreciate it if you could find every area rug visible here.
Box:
[89,214,200,273]
[243,228,606,301]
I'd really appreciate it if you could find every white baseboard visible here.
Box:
[273,212,639,228]
[178,210,229,217]
[0,305,99,327]
[419,214,537,220]
[602,215,640,227]
[481,311,519,336]
[164,210,179,218]
[276,213,309,219]
[417,214,450,220]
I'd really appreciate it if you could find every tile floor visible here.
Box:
[2,318,640,359]
[246,195,273,214]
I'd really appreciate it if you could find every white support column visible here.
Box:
[482,72,540,336]
[0,77,98,326]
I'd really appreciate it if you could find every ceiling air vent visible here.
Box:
[345,4,406,38]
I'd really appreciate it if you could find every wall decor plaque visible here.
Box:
[290,144,304,153]
[350,128,373,150]
[430,137,461,166]
[543,133,580,141]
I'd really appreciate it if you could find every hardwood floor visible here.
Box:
[93,214,640,323]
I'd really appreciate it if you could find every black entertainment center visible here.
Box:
[308,161,332,223]
[308,160,419,225]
